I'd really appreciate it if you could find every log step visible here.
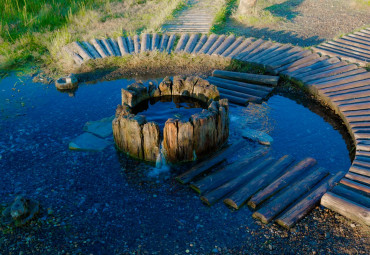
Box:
[212,70,279,86]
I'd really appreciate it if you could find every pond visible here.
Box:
[0,73,353,254]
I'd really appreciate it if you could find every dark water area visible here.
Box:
[132,96,207,130]
[0,74,353,254]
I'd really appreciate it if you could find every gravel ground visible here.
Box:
[219,0,370,47]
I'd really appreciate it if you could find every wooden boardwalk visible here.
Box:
[65,31,370,226]
[312,28,370,67]
[162,0,218,34]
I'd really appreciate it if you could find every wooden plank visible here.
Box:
[262,47,302,65]
[321,192,370,226]
[335,38,370,52]
[322,42,370,59]
[294,61,346,79]
[140,33,150,52]
[72,41,93,60]
[192,34,208,54]
[208,76,273,92]
[253,44,292,64]
[340,178,370,194]
[211,70,279,86]
[220,93,249,105]
[241,41,274,61]
[343,109,370,117]
[207,35,226,55]
[301,64,358,83]
[152,33,160,51]
[101,38,114,56]
[82,41,101,59]
[248,158,317,209]
[223,155,295,209]
[332,185,370,208]
[166,34,176,54]
[281,56,327,75]
[213,35,236,55]
[248,43,282,62]
[159,34,169,52]
[221,36,244,57]
[345,172,370,185]
[109,38,121,56]
[331,90,370,103]
[227,38,254,59]
[63,46,84,65]
[341,35,370,47]
[321,78,370,93]
[234,39,265,60]
[90,39,108,58]
[175,140,245,184]
[174,33,190,53]
[268,50,313,72]
[217,87,263,103]
[197,34,218,54]
[275,53,319,73]
[253,167,329,224]
[200,157,276,206]
[312,46,368,65]
[117,37,129,55]
[133,35,141,54]
[126,36,135,54]
[190,147,269,194]
[311,69,369,87]
[275,171,345,229]
[326,40,370,55]
[183,34,199,53]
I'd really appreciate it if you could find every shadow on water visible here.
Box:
[265,0,306,20]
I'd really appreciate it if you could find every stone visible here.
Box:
[192,78,219,102]
[2,196,39,226]
[83,116,115,138]
[242,128,273,145]
[159,76,172,96]
[173,75,191,96]
[142,122,160,162]
[148,81,161,97]
[69,132,111,151]
[55,73,78,90]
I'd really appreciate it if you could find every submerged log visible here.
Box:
[191,147,269,194]
[224,155,295,209]
[248,157,317,209]
[321,192,370,226]
[275,171,345,229]
[176,140,245,184]
[201,157,275,206]
[253,167,329,224]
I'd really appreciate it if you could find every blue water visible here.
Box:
[0,74,352,254]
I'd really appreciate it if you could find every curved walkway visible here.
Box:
[65,32,370,226]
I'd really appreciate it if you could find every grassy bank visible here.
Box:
[0,0,186,73]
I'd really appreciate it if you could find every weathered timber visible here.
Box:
[235,39,265,60]
[285,57,339,77]
[221,37,244,57]
[227,38,254,58]
[213,35,236,55]
[325,41,370,55]
[262,47,302,65]
[192,34,208,54]
[219,93,249,105]
[345,172,370,185]
[133,35,141,54]
[101,38,114,56]
[275,53,320,73]
[248,157,317,209]
[312,46,368,66]
[340,178,370,195]
[141,33,150,52]
[311,69,369,87]
[248,43,283,62]
[152,33,160,51]
[321,192,370,226]
[63,47,83,65]
[117,37,129,55]
[175,34,190,53]
[166,34,176,53]
[294,61,346,79]
[281,56,328,75]
[224,155,295,209]
[126,36,135,53]
[175,140,245,184]
[159,34,169,52]
[268,50,313,72]
[320,79,370,93]
[208,78,270,98]
[276,171,345,229]
[82,41,101,58]
[72,42,93,60]
[90,39,108,58]
[110,38,121,56]
[184,34,199,53]
[208,76,273,92]
[253,167,329,224]
[200,157,276,206]
[212,70,279,86]
[217,87,262,103]
[207,35,226,55]
[242,41,274,60]
[332,185,370,208]
[190,147,269,194]
[198,34,218,54]
[255,44,294,64]
[301,64,359,83]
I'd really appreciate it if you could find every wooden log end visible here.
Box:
[223,198,239,210]
[189,184,201,194]
[200,196,211,206]
[275,219,291,230]
[175,176,186,184]
[247,200,257,210]
[252,211,269,224]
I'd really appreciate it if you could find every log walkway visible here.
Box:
[65,30,370,226]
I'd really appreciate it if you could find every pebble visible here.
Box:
[212,248,218,253]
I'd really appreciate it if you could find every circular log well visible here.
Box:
[112,76,229,163]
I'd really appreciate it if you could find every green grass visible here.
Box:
[0,0,186,74]
[211,0,238,33]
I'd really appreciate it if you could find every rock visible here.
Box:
[1,196,39,226]
[242,128,273,145]
[159,76,172,96]
[173,75,191,96]
[192,78,219,102]
[83,116,115,138]
[69,133,111,151]
[55,74,78,90]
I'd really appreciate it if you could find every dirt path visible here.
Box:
[162,0,224,33]
[219,0,370,47]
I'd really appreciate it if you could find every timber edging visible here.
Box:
[65,29,370,226]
